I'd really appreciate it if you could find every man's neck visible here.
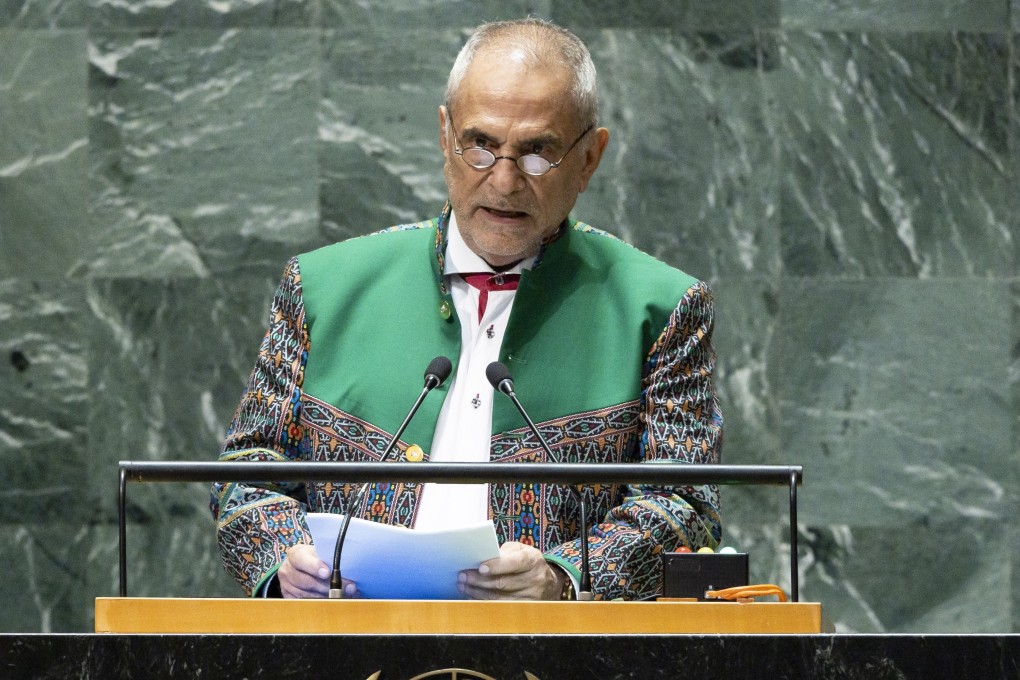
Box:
[488,259,524,273]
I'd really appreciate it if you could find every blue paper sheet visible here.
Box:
[305,513,501,600]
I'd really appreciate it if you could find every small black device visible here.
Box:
[662,551,749,601]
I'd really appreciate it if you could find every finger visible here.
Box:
[479,543,533,576]
[458,579,509,600]
[279,569,329,597]
[459,568,532,597]
[281,581,327,599]
[460,576,545,600]
[282,575,358,599]
[287,545,331,577]
[459,583,494,600]
[281,558,328,584]
[278,547,331,596]
[279,562,328,598]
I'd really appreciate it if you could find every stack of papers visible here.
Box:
[305,513,500,600]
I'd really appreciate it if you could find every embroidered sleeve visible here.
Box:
[547,281,723,600]
[209,257,314,596]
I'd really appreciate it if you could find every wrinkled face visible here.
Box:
[439,50,608,268]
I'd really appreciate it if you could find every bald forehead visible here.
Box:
[453,48,574,108]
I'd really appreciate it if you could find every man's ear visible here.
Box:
[577,127,609,193]
[438,105,450,155]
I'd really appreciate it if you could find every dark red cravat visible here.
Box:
[459,272,521,322]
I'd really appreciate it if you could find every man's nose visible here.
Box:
[486,156,527,193]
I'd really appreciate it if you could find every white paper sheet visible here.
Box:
[305,513,501,600]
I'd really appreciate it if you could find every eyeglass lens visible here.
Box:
[461,148,551,175]
[447,105,592,177]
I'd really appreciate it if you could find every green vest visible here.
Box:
[297,211,698,454]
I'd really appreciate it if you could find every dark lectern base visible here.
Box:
[2,634,1019,679]
[1,636,1020,676]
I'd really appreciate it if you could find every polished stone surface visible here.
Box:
[774,31,1013,277]
[578,30,781,281]
[83,28,321,278]
[0,30,88,278]
[782,0,1009,31]
[553,1,780,29]
[0,1,1017,634]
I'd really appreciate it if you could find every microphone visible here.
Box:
[329,355,453,598]
[485,361,593,600]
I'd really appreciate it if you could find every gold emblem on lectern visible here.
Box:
[410,670,496,680]
[364,670,541,680]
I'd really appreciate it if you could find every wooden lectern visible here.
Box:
[109,462,820,637]
[95,598,826,634]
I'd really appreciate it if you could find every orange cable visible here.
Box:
[704,584,788,602]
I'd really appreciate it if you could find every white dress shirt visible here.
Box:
[413,216,534,531]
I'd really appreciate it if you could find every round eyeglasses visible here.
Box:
[446,110,594,177]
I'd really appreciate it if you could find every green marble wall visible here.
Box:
[0,0,1016,633]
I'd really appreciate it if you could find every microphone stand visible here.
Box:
[486,362,593,600]
[329,357,451,599]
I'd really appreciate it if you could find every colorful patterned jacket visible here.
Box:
[211,206,723,599]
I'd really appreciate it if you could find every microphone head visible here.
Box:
[424,355,453,387]
[485,361,513,391]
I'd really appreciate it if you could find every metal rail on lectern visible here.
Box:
[118,462,803,600]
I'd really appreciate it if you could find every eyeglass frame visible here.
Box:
[444,107,595,177]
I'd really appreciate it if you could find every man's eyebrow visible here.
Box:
[459,124,500,144]
[459,125,564,150]
[518,132,563,149]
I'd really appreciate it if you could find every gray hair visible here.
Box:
[444,18,599,130]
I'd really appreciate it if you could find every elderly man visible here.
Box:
[211,18,722,601]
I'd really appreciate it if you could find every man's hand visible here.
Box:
[458,541,564,600]
[277,544,359,599]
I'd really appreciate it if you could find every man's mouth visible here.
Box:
[483,206,528,219]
